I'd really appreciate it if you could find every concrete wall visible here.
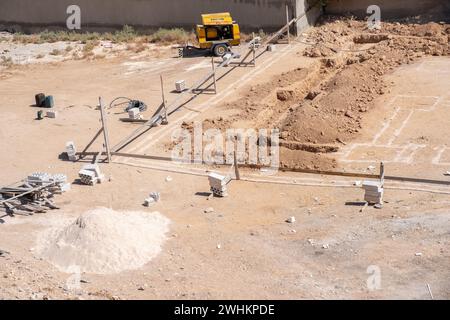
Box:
[326,0,450,21]
[0,0,301,32]
[1,0,447,35]
[295,0,322,34]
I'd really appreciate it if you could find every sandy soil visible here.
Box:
[0,18,449,300]
[200,18,450,171]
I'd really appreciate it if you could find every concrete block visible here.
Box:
[79,164,103,185]
[82,164,101,177]
[362,181,382,189]
[51,173,67,184]
[267,44,276,52]
[60,183,71,192]
[175,80,186,93]
[144,198,155,207]
[128,107,141,119]
[65,141,77,158]
[362,180,383,204]
[46,110,58,118]
[27,172,52,185]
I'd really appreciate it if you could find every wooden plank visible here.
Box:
[211,57,217,94]
[77,150,450,186]
[120,118,148,123]
[99,97,112,163]
[0,182,55,206]
[79,127,103,159]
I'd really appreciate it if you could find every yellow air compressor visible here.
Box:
[195,12,241,57]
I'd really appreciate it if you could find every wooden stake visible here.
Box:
[427,284,434,300]
[99,97,112,163]
[380,162,385,187]
[234,136,240,180]
[252,47,256,66]
[160,75,168,123]
[79,127,103,159]
[252,32,256,66]
[359,202,369,213]
[211,57,217,94]
[233,150,240,180]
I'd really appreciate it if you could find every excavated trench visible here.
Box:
[170,18,450,170]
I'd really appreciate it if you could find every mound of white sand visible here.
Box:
[34,207,170,274]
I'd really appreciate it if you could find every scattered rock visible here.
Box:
[344,111,354,118]
[374,203,383,209]
[306,89,321,100]
[276,89,294,101]
[353,33,390,44]
[286,216,296,224]
[280,131,290,139]
[204,207,214,213]
[144,192,160,206]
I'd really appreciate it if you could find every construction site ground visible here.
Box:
[0,18,449,300]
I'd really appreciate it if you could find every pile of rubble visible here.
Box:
[0,172,70,216]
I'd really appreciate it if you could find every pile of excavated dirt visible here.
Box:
[166,65,338,170]
[195,17,449,170]
[283,19,449,147]
[34,208,171,274]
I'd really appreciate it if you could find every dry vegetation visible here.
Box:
[0,56,13,67]
[10,25,259,46]
[11,25,194,45]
